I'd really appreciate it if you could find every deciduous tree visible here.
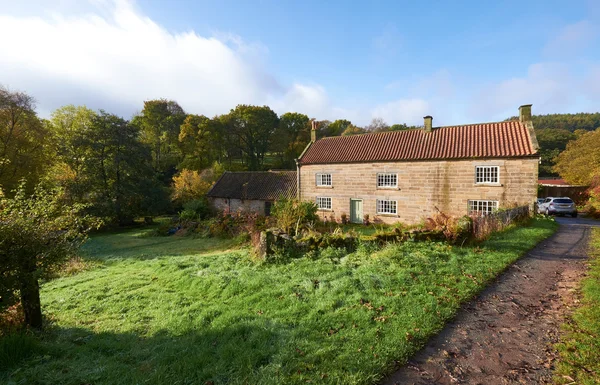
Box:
[0,184,97,329]
[228,105,279,170]
[0,86,49,193]
[132,99,186,180]
[554,128,600,185]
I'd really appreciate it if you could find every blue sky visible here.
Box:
[0,0,598,126]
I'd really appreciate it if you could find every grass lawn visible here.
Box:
[554,227,600,385]
[2,218,557,385]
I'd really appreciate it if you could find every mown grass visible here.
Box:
[2,218,557,385]
[554,227,600,385]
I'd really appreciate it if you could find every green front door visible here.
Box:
[350,199,363,224]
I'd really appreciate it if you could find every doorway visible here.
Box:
[350,199,363,224]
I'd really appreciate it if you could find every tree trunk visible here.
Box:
[20,271,43,329]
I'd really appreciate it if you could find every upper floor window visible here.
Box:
[377,173,398,188]
[468,200,498,215]
[316,196,332,210]
[377,199,397,215]
[316,173,332,187]
[475,166,499,184]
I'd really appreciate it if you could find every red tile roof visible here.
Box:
[538,178,568,186]
[298,121,537,165]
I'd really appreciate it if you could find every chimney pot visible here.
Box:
[519,104,532,123]
[423,116,433,132]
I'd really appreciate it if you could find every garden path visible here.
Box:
[384,217,600,385]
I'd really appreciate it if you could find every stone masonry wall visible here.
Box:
[209,198,267,215]
[299,157,539,225]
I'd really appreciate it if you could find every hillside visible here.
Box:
[507,113,600,177]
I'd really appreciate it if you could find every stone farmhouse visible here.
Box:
[296,105,540,224]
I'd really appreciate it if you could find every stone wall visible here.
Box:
[298,157,539,224]
[209,197,267,215]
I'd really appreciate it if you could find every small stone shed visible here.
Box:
[206,171,297,216]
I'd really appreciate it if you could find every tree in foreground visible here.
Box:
[0,185,97,329]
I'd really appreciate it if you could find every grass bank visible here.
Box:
[2,218,557,385]
[554,227,600,385]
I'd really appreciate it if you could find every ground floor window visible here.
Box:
[468,200,498,215]
[316,197,332,210]
[376,199,397,215]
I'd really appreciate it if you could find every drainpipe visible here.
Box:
[295,158,301,200]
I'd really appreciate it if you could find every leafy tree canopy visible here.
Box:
[0,86,50,193]
[554,128,600,185]
[0,184,98,328]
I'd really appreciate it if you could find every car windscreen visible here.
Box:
[553,199,573,204]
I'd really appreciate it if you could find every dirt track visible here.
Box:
[384,217,599,385]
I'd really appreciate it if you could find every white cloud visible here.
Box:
[0,0,335,119]
[544,20,597,57]
[470,63,574,120]
[370,98,430,126]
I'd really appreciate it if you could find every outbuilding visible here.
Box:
[206,171,297,216]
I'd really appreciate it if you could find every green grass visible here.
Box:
[554,227,600,385]
[2,218,557,385]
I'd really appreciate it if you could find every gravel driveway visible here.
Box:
[383,216,600,385]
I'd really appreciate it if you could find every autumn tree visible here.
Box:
[172,162,225,204]
[554,128,600,185]
[0,184,96,329]
[341,124,366,136]
[0,86,50,193]
[536,128,576,177]
[132,99,186,180]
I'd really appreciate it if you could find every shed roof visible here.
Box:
[206,171,296,201]
[298,120,538,165]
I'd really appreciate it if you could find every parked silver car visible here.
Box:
[538,197,577,217]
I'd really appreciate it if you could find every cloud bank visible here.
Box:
[0,0,598,127]
[0,0,341,120]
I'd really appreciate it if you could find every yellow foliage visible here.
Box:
[172,169,212,203]
[554,128,600,185]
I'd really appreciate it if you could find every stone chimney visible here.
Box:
[423,116,433,133]
[519,104,532,123]
[311,120,318,142]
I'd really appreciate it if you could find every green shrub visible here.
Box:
[271,199,318,235]
[178,198,211,223]
[0,332,39,371]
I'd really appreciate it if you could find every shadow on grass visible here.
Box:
[2,321,284,385]
[81,231,240,262]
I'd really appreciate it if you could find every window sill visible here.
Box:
[376,213,398,217]
[474,183,502,187]
[318,208,333,211]
[316,185,333,189]
[376,187,400,190]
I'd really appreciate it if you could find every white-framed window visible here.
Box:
[475,166,499,184]
[316,173,332,187]
[377,173,398,188]
[316,197,332,210]
[468,200,498,215]
[376,199,397,215]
